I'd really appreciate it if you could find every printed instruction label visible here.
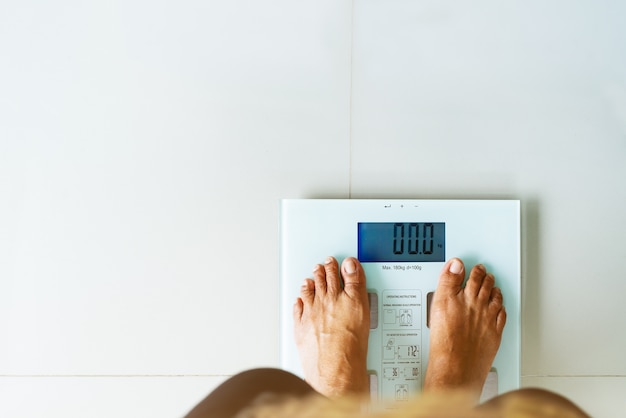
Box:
[381,289,422,401]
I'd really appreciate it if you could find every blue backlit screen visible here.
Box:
[358,222,445,262]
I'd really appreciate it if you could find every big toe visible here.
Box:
[436,258,466,296]
[341,257,367,298]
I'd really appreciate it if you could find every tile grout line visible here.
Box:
[0,374,233,378]
[0,374,626,378]
[522,374,626,378]
[348,0,354,199]
[3,374,626,378]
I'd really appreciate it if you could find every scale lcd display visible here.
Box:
[358,222,445,263]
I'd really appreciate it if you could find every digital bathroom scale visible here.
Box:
[279,199,520,402]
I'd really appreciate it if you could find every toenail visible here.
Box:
[344,258,356,274]
[449,259,463,274]
[325,256,334,265]
[476,264,486,272]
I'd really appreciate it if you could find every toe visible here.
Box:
[496,306,507,335]
[300,278,315,305]
[478,273,495,302]
[313,263,327,295]
[324,256,342,296]
[341,257,367,298]
[436,258,465,296]
[465,264,487,297]
[489,286,504,308]
[489,287,507,334]
[293,297,304,321]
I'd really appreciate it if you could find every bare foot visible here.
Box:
[293,256,370,397]
[424,258,507,397]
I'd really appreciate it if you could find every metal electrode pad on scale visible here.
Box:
[279,200,520,402]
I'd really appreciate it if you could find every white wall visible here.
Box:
[1,1,624,417]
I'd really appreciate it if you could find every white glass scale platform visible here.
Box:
[279,199,520,402]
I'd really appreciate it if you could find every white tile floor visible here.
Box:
[1,1,625,417]
[0,376,224,418]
